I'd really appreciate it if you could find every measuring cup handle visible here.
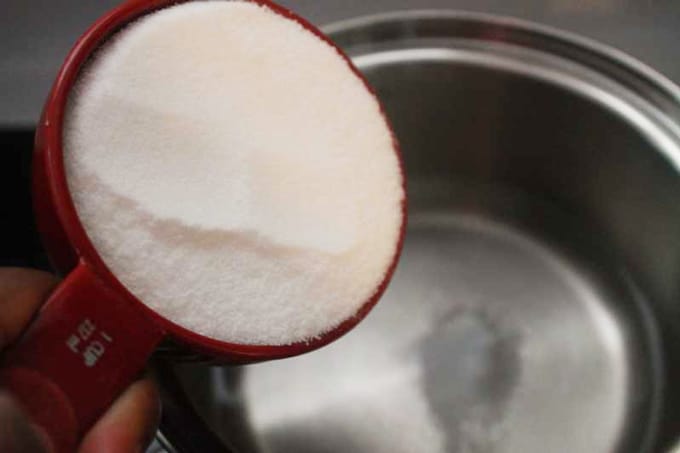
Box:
[0,262,164,453]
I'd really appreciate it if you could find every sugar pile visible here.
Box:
[64,1,404,345]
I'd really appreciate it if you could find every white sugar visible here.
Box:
[64,1,404,345]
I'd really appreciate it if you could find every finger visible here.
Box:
[0,393,49,453]
[78,376,160,453]
[0,268,58,350]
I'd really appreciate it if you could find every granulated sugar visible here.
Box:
[64,1,404,345]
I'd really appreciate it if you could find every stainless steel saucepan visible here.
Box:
[154,11,680,453]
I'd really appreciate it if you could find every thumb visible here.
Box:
[0,393,50,453]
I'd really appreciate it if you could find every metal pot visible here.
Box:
[154,11,680,453]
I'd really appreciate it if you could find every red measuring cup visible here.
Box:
[0,1,406,451]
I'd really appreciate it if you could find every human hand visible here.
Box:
[0,268,160,453]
